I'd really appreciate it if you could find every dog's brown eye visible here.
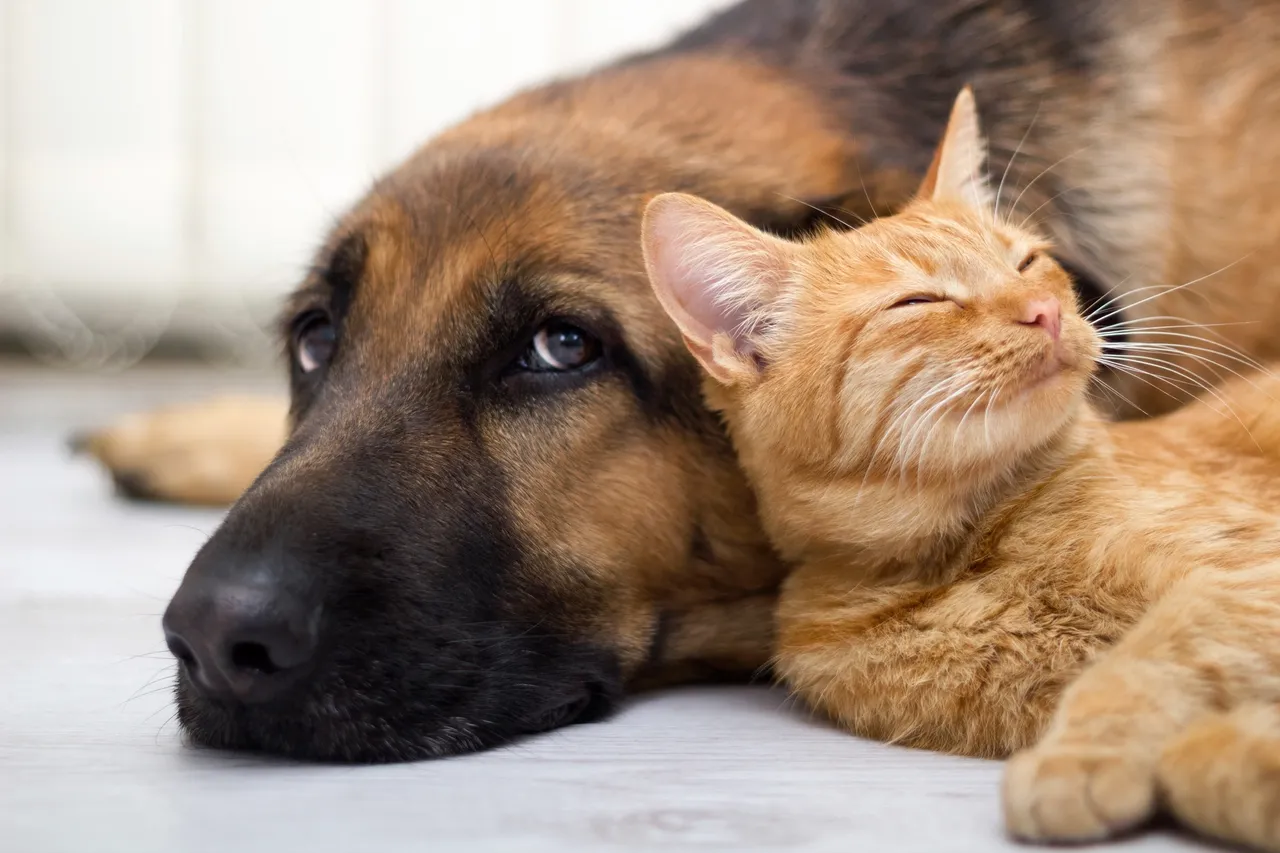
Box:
[1018,252,1039,273]
[294,314,336,373]
[522,321,600,372]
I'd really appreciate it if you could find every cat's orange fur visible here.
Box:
[641,89,1280,851]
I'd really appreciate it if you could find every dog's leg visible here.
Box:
[629,591,779,690]
[72,395,288,506]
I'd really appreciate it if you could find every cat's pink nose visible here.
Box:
[1019,297,1061,341]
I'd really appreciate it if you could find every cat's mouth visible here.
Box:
[1018,349,1075,396]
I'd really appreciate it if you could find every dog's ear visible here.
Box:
[916,87,993,212]
[642,193,795,386]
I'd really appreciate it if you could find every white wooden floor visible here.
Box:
[0,365,1210,852]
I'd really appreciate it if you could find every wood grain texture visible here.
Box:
[0,367,1209,852]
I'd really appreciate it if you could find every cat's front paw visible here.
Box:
[1002,744,1157,843]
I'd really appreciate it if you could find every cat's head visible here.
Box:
[641,89,1101,558]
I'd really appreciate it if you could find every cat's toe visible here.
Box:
[1003,744,1157,843]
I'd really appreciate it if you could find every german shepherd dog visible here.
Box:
[78,0,1280,764]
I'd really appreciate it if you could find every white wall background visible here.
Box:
[0,0,733,366]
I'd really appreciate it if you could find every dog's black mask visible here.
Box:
[163,311,624,762]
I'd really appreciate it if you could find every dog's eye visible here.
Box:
[890,295,939,309]
[519,321,601,372]
[294,313,336,373]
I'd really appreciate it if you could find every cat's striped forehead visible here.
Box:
[822,205,1050,290]
[881,210,1020,261]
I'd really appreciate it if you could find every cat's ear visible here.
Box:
[642,192,794,386]
[916,87,994,211]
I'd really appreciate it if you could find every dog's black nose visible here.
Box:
[163,575,320,704]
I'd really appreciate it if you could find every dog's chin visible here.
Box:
[172,666,620,764]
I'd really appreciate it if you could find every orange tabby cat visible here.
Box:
[641,89,1280,852]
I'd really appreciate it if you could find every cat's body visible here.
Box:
[642,90,1280,851]
[778,381,1280,756]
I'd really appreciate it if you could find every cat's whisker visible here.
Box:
[1098,323,1260,338]
[854,155,881,221]
[982,378,1009,455]
[1098,315,1269,370]
[1101,353,1222,393]
[1090,280,1218,320]
[1102,315,1260,331]
[1015,185,1075,232]
[1007,145,1093,227]
[1108,363,1236,425]
[897,376,976,486]
[1101,327,1271,364]
[882,374,964,456]
[1083,283,1223,325]
[1080,273,1136,319]
[956,387,989,437]
[913,379,980,491]
[1100,355,1263,450]
[911,379,977,489]
[855,373,962,502]
[832,205,870,227]
[1089,374,1152,418]
[1106,348,1248,396]
[995,102,1042,224]
[891,388,957,488]
[889,395,944,488]
[1085,283,1187,324]
[1089,255,1254,328]
[776,193,858,231]
[1099,360,1203,414]
[1105,341,1274,387]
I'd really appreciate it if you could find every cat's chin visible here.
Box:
[1018,362,1072,399]
[991,366,1092,457]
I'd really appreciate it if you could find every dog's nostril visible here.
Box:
[230,641,280,675]
[166,634,198,669]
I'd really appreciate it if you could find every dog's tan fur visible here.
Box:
[641,89,1280,850]
[70,0,1280,778]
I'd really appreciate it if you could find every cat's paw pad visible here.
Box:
[1003,744,1157,843]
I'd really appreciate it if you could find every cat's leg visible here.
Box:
[73,395,288,506]
[774,561,1104,758]
[1003,569,1280,844]
[1158,702,1280,852]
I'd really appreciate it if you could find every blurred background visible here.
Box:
[0,0,731,378]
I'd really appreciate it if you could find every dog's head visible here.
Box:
[161,55,887,761]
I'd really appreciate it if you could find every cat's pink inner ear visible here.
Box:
[646,211,745,343]
[642,194,786,383]
[923,87,995,211]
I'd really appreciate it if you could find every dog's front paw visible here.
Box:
[1002,743,1157,843]
[71,394,287,506]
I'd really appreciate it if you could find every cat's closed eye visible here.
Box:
[889,295,940,309]
[1017,252,1040,273]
